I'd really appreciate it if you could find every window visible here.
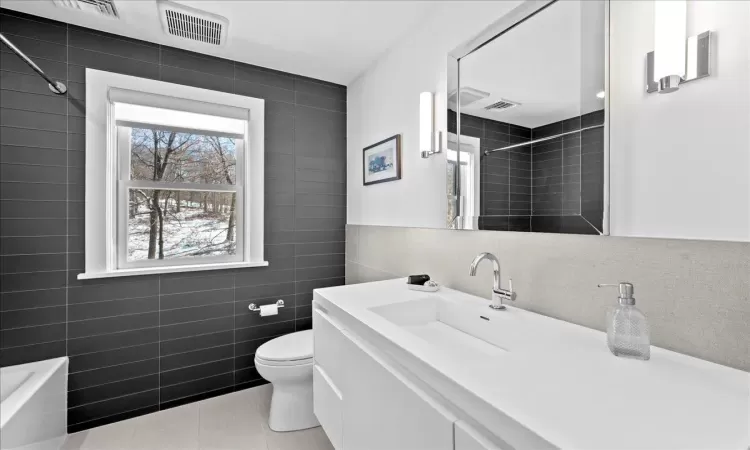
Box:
[447,133,479,229]
[81,69,266,279]
[116,104,245,267]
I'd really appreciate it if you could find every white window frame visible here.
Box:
[80,69,267,279]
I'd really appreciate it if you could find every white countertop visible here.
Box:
[314,279,749,450]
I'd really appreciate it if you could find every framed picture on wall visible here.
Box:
[363,134,402,186]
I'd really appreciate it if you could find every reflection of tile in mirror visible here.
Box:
[450,0,607,235]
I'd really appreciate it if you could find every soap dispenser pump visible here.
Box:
[597,282,650,360]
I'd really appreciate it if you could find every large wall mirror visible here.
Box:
[447,0,609,235]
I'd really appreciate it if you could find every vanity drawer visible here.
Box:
[313,364,343,450]
[342,327,456,450]
[312,306,350,385]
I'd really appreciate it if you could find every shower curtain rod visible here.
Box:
[0,32,67,95]
[483,124,604,156]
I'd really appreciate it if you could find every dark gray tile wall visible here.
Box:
[0,9,346,432]
[448,109,532,232]
[531,110,604,234]
[448,108,604,234]
[531,118,578,216]
[580,110,605,231]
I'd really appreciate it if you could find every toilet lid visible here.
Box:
[256,330,313,363]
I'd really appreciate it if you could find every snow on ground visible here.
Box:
[128,202,236,261]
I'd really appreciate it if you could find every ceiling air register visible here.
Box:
[157,0,229,46]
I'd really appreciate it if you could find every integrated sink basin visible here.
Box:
[369,295,510,358]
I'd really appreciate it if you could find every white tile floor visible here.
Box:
[60,384,334,450]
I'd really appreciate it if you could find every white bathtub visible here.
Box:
[0,358,68,450]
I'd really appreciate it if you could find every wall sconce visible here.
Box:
[646,0,711,94]
[420,91,441,158]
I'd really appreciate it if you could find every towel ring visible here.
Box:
[248,299,285,312]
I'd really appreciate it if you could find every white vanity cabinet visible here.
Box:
[454,421,505,450]
[313,306,457,450]
[312,280,750,449]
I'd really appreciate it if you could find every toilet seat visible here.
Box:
[255,329,313,366]
[255,356,312,367]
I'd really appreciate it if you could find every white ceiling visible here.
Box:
[0,0,438,85]
[458,0,606,128]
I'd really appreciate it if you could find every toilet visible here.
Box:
[254,329,319,432]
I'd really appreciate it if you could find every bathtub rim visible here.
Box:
[0,357,68,430]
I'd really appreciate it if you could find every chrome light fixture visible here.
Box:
[420,92,442,158]
[646,0,711,94]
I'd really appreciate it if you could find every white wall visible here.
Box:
[610,0,750,241]
[348,0,750,242]
[346,1,522,228]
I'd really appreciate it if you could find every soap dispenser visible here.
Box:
[597,282,650,360]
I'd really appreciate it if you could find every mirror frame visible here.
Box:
[446,0,610,235]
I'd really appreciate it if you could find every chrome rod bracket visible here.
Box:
[248,299,285,312]
[49,81,67,95]
[0,32,68,96]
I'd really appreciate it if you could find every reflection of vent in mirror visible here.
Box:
[450,87,491,107]
[158,0,228,46]
[53,0,119,17]
[484,99,520,111]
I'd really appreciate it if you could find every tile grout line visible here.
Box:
[293,76,298,333]
[65,21,70,363]
[70,345,237,377]
[155,26,162,403]
[69,377,161,409]
[0,123,69,133]
[69,366,160,392]
[68,392,160,428]
[579,127,583,215]
[158,267,162,411]
[232,61,237,392]
[530,124,534,226]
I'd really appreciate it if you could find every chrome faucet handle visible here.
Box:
[508,278,516,301]
[499,278,516,301]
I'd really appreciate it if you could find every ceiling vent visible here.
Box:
[449,87,491,107]
[157,1,228,46]
[53,0,119,18]
[484,99,520,112]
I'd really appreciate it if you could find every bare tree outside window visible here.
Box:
[127,128,239,261]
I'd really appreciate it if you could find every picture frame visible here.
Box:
[363,134,402,186]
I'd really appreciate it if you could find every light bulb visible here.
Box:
[654,0,687,82]
[420,92,434,153]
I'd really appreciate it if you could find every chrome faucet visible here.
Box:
[469,252,515,310]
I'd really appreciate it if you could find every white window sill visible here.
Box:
[77,261,269,280]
